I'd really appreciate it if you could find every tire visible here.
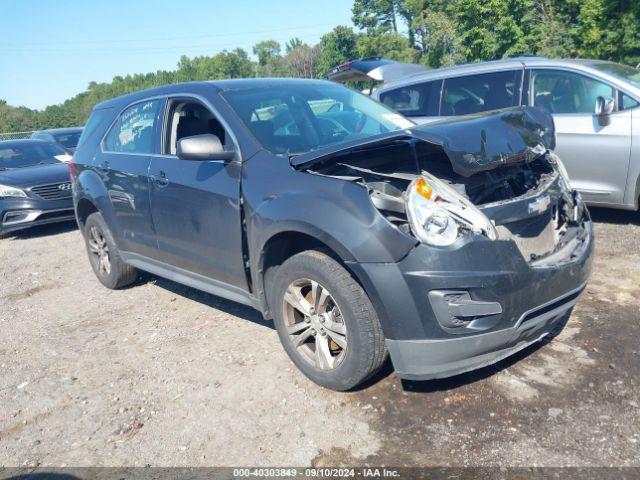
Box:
[82,212,137,289]
[269,250,387,391]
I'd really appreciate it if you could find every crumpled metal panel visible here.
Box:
[411,107,556,177]
[292,107,556,179]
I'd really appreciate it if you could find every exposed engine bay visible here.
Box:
[293,108,589,264]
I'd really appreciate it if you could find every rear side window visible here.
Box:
[103,100,160,154]
[441,71,520,116]
[78,109,112,149]
[379,81,440,117]
[54,132,81,149]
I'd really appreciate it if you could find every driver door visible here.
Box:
[147,96,247,289]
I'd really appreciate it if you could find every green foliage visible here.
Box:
[282,44,321,78]
[285,38,305,53]
[253,40,284,76]
[317,26,359,76]
[356,32,417,63]
[353,0,640,67]
[1,0,639,133]
[353,0,400,33]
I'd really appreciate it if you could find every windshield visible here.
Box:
[221,83,414,155]
[0,142,66,169]
[592,62,640,89]
[54,131,82,149]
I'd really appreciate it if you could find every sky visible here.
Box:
[0,0,354,110]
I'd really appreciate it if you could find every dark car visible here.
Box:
[31,127,84,154]
[0,139,75,237]
[71,79,593,391]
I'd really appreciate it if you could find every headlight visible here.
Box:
[404,173,497,246]
[549,152,571,189]
[0,184,27,198]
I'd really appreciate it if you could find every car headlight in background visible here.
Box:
[405,173,497,246]
[0,184,27,198]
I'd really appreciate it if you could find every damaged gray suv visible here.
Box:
[71,79,593,390]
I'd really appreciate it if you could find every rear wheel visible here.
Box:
[269,250,387,391]
[83,212,137,289]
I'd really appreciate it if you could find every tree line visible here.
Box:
[1,0,639,133]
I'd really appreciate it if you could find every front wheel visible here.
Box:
[269,250,387,391]
[82,212,137,289]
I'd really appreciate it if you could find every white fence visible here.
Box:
[0,131,35,141]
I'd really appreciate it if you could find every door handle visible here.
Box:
[152,170,169,187]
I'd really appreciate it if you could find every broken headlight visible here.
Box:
[404,173,497,246]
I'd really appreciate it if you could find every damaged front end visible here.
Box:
[292,107,589,266]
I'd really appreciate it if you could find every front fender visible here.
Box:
[247,170,416,266]
[243,153,417,316]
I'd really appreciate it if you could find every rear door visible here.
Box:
[526,68,632,205]
[147,95,247,289]
[97,99,160,257]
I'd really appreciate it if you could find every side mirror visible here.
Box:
[595,96,615,126]
[176,134,236,161]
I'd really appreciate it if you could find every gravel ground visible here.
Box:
[0,207,638,468]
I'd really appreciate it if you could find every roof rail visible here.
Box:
[506,55,549,59]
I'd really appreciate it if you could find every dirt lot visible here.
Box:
[0,208,639,468]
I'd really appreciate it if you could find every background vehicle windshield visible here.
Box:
[0,141,66,169]
[54,132,82,149]
[222,83,414,155]
[592,62,640,89]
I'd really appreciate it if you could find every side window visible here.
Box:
[531,70,615,114]
[378,81,440,117]
[78,108,113,149]
[164,99,228,155]
[619,92,640,111]
[103,100,160,154]
[441,70,519,116]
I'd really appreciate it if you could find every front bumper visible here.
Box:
[350,216,594,381]
[0,197,75,236]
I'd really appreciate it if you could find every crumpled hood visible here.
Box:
[0,163,70,188]
[411,106,556,177]
[291,106,556,178]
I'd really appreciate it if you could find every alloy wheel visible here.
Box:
[87,225,111,276]
[282,278,347,370]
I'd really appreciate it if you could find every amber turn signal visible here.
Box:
[415,178,433,200]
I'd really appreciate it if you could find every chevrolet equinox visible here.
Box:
[71,79,593,391]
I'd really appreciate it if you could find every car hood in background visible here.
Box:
[291,107,556,178]
[0,163,70,188]
[328,58,429,84]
